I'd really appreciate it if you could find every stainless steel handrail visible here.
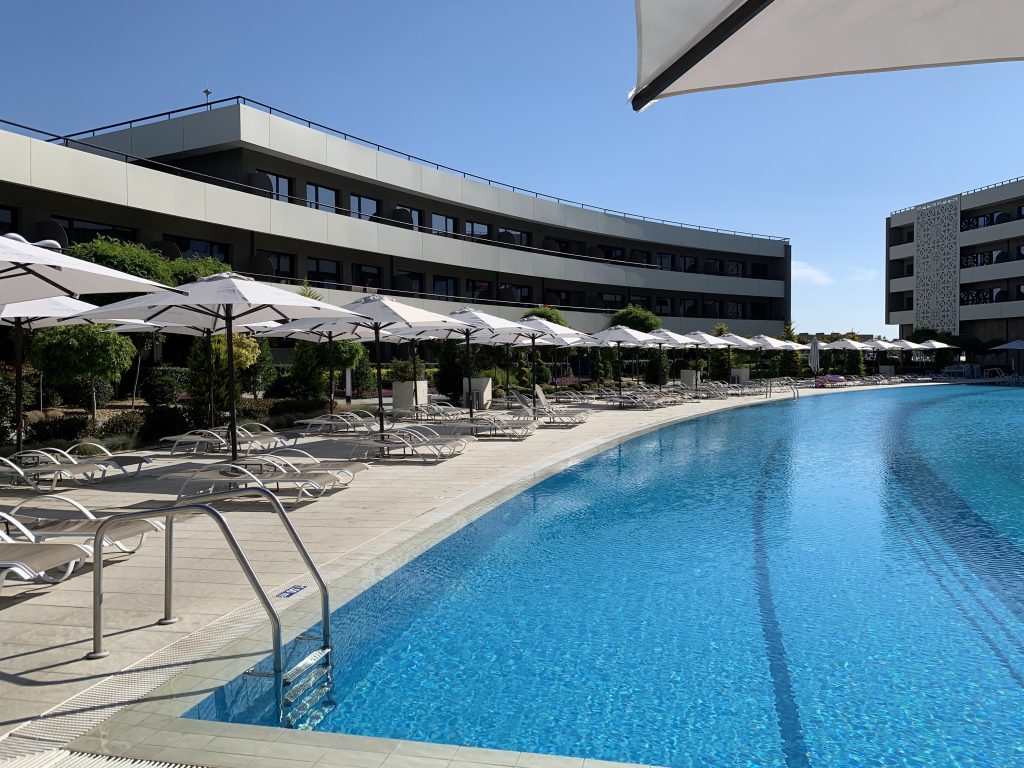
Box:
[84,487,333,727]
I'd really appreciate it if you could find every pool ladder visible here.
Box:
[85,486,335,729]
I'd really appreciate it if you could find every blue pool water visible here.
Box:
[190,386,1024,767]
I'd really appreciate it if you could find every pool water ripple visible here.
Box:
[191,386,1024,767]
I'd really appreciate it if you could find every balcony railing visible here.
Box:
[51,95,789,242]
[0,116,785,283]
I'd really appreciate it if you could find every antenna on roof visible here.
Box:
[203,88,213,106]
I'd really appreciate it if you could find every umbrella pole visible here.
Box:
[531,337,538,417]
[505,343,511,401]
[225,310,238,463]
[205,330,215,429]
[617,342,623,405]
[327,331,335,415]
[14,319,23,452]
[465,332,474,419]
[374,326,385,433]
[412,339,420,416]
[658,343,663,392]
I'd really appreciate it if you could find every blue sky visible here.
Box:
[5,0,1023,335]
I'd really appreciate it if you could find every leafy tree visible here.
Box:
[29,325,135,418]
[708,323,731,381]
[591,348,611,383]
[522,306,567,326]
[433,340,467,402]
[352,350,377,398]
[240,337,279,397]
[67,236,225,288]
[126,330,165,407]
[779,320,802,377]
[289,341,327,399]
[186,334,260,424]
[644,350,670,386]
[608,303,660,332]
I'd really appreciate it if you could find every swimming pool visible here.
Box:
[189,385,1024,767]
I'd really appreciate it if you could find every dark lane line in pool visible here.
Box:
[753,437,812,768]
[884,400,1024,628]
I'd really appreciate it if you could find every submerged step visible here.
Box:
[286,683,331,727]
[285,664,331,707]
[284,647,331,686]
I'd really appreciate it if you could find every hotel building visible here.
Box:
[886,175,1024,342]
[0,97,791,336]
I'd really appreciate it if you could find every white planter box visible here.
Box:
[392,380,428,410]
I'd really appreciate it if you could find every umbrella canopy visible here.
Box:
[808,338,821,373]
[0,296,98,329]
[77,273,367,459]
[990,340,1024,351]
[338,294,467,431]
[630,0,1024,111]
[919,340,959,350]
[685,330,735,348]
[0,235,170,302]
[784,341,810,351]
[517,316,585,339]
[648,329,700,348]
[863,339,900,351]
[827,338,872,352]
[751,334,792,351]
[892,339,928,351]
[592,326,661,400]
[718,332,760,349]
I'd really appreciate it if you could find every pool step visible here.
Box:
[282,647,333,728]
[284,647,331,686]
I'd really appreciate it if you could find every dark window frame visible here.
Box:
[306,182,339,213]
[307,257,341,288]
[258,170,292,203]
[431,213,458,237]
[164,234,229,263]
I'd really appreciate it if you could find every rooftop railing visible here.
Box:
[0,116,787,281]
[55,95,789,243]
[891,174,1024,215]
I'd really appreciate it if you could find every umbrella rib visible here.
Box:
[15,266,77,297]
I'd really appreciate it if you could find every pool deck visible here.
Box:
[0,384,944,768]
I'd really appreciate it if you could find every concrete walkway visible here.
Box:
[0,384,931,766]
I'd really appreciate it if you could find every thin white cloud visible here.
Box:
[846,267,879,282]
[792,260,833,286]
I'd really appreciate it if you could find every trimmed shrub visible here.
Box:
[102,410,145,437]
[140,367,188,406]
[27,415,95,443]
[59,378,115,411]
[238,398,272,421]
[140,406,192,444]
[267,398,328,417]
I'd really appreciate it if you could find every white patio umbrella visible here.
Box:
[433,307,532,418]
[863,339,900,351]
[260,321,393,413]
[76,272,366,460]
[682,331,735,390]
[515,316,591,408]
[892,339,928,351]
[919,340,959,350]
[990,339,1024,375]
[0,242,170,451]
[826,338,872,351]
[338,294,468,432]
[591,326,660,400]
[719,332,760,349]
[648,329,699,389]
[808,338,821,373]
[630,0,1024,111]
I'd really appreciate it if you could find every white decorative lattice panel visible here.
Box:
[913,197,960,335]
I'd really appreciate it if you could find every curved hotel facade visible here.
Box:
[887,175,1024,343]
[0,99,791,335]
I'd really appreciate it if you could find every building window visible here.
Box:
[654,296,672,315]
[0,205,14,233]
[258,171,291,202]
[704,259,721,275]
[726,261,745,278]
[545,236,585,255]
[464,221,490,241]
[352,263,380,289]
[257,249,294,281]
[466,278,492,299]
[960,286,1004,306]
[598,292,626,309]
[394,205,422,230]
[750,262,768,279]
[682,255,699,273]
[600,244,625,261]
[682,298,699,317]
[725,301,745,319]
[307,257,340,288]
[629,249,651,265]
[655,253,675,270]
[750,302,769,320]
[52,216,136,244]
[960,249,1005,269]
[350,195,380,221]
[704,299,722,317]
[498,283,532,303]
[392,270,424,295]
[306,183,338,212]
[433,275,458,297]
[431,213,457,236]
[164,235,229,263]
[498,227,531,247]
[1017,283,1024,300]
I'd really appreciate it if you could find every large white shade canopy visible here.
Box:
[75,272,362,329]
[826,338,872,352]
[718,332,760,349]
[685,330,734,347]
[0,296,97,329]
[517,316,586,339]
[919,339,958,350]
[631,0,1024,111]
[442,306,532,338]
[340,293,465,331]
[863,339,900,351]
[991,340,1024,351]
[892,339,928,351]
[592,325,660,346]
[0,235,169,301]
[649,329,700,347]
[751,334,792,350]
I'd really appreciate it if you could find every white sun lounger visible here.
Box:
[0,536,91,595]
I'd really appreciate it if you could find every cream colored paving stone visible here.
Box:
[380,754,454,768]
[515,753,585,768]
[453,747,522,766]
